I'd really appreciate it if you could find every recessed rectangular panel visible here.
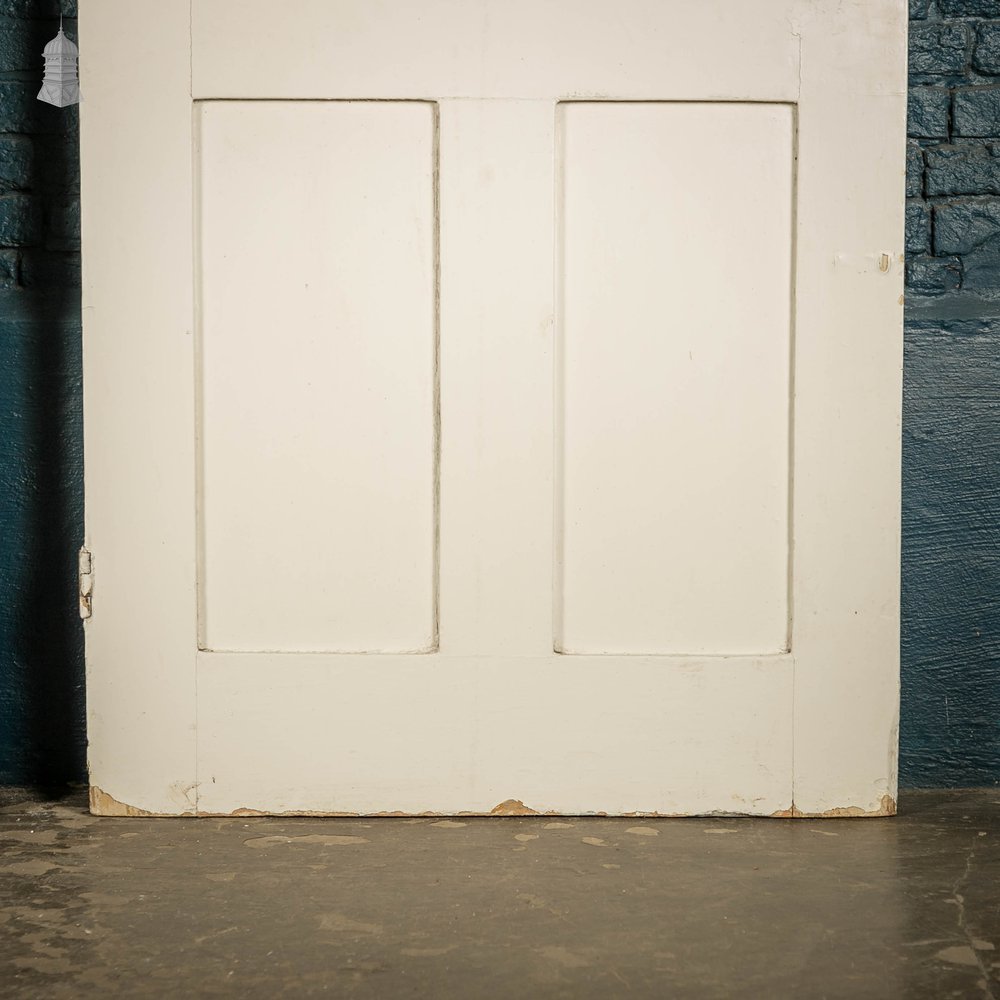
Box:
[556,103,793,655]
[198,101,437,653]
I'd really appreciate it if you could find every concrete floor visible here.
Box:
[0,790,998,998]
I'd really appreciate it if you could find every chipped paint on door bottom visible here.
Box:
[89,788,898,820]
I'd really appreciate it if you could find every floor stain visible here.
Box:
[0,859,60,876]
[319,913,382,935]
[625,826,658,837]
[244,835,368,849]
[78,892,128,908]
[193,926,239,945]
[516,893,547,909]
[581,837,609,848]
[12,955,74,974]
[515,833,539,843]
[537,945,590,968]
[935,945,980,967]
[0,829,60,846]
[430,821,466,829]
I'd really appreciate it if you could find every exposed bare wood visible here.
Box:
[88,786,194,818]
[771,795,897,819]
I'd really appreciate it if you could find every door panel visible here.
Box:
[197,101,437,653]
[556,102,793,656]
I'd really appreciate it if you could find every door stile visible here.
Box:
[789,7,906,816]
[437,100,557,658]
[81,0,199,815]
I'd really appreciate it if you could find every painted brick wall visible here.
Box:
[903,0,1000,786]
[907,0,1000,292]
[0,0,84,786]
[0,4,996,787]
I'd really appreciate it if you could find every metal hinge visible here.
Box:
[78,547,93,620]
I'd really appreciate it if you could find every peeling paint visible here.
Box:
[489,799,539,816]
[169,781,199,811]
[89,786,195,818]
[89,790,893,819]
[216,807,366,818]
[770,794,897,819]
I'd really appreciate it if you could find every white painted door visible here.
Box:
[80,0,906,817]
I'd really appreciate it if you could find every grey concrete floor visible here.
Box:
[0,789,998,998]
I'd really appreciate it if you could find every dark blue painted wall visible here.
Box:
[0,2,997,787]
[0,0,83,787]
[903,0,1000,786]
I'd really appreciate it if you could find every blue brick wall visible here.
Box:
[903,0,1000,786]
[908,1,1000,293]
[0,1,84,786]
[0,4,996,788]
